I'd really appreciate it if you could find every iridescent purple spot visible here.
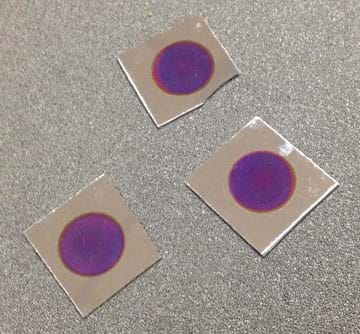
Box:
[152,41,214,95]
[59,213,125,276]
[229,151,296,212]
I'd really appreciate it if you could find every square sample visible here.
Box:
[186,117,338,256]
[118,15,239,127]
[25,175,160,317]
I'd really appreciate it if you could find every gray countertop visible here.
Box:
[1,1,359,333]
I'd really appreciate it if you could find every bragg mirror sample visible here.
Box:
[186,117,338,256]
[25,175,160,317]
[118,16,239,127]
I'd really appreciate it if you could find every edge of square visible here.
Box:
[203,15,240,75]
[184,179,264,256]
[249,116,339,186]
[23,174,108,236]
[23,223,87,317]
[116,56,162,128]
[23,174,110,317]
[260,180,339,256]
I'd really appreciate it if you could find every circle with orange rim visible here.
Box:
[59,213,125,276]
[228,151,296,212]
[152,40,214,95]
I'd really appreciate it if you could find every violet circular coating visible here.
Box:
[152,41,214,95]
[59,213,124,276]
[229,151,295,212]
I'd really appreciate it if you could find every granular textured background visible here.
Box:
[0,1,359,333]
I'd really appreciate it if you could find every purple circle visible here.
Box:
[228,151,296,212]
[59,213,125,276]
[152,41,214,95]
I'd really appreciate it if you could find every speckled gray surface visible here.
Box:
[0,1,359,333]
